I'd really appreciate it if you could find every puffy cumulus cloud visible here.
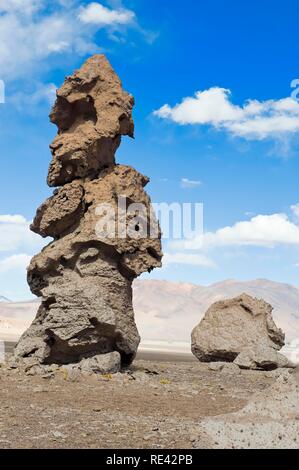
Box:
[163,252,216,268]
[0,215,48,300]
[155,88,243,125]
[154,87,299,141]
[204,213,299,248]
[78,2,135,26]
[0,214,46,253]
[0,1,137,80]
[180,178,202,189]
[0,215,27,224]
[171,210,299,252]
[0,4,89,79]
[0,254,31,273]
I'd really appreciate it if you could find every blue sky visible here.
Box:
[1,0,299,300]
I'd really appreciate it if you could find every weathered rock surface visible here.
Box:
[234,344,292,371]
[191,294,286,370]
[62,352,121,375]
[208,362,240,374]
[200,370,299,448]
[48,55,134,187]
[15,55,162,372]
[31,180,85,238]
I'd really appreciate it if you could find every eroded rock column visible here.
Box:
[15,55,163,373]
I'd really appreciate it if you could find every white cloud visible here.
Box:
[155,88,243,125]
[78,2,135,26]
[0,215,46,300]
[0,0,40,15]
[154,87,299,141]
[0,214,45,253]
[164,252,216,268]
[0,254,31,273]
[180,178,202,189]
[0,1,138,80]
[0,7,81,79]
[167,208,299,274]
[204,213,299,248]
[0,215,27,224]
[10,82,57,110]
[171,212,299,252]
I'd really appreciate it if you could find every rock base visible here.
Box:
[9,352,122,377]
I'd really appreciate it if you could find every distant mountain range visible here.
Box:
[1,279,299,345]
[0,296,11,303]
[0,298,38,341]
[134,279,299,345]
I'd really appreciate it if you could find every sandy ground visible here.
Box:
[0,345,279,449]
